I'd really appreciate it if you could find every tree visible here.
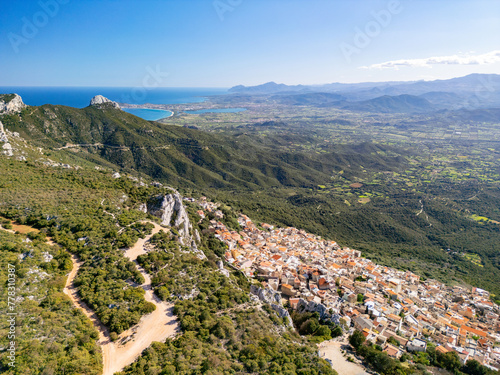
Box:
[332,326,343,337]
[315,325,332,339]
[349,330,366,350]
[439,351,462,372]
[299,318,320,335]
[463,359,490,375]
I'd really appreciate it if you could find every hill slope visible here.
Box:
[2,94,499,299]
[0,100,404,190]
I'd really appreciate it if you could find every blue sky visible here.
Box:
[0,0,499,87]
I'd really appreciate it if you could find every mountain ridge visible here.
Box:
[229,74,500,109]
[0,94,405,191]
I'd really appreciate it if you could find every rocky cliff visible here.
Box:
[296,298,340,325]
[147,193,191,235]
[250,285,293,327]
[146,192,207,259]
[0,94,27,114]
[89,95,120,109]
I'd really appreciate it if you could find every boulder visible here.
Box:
[2,142,13,157]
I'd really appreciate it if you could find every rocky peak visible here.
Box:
[0,93,27,114]
[89,95,120,109]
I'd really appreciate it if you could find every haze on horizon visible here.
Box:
[1,0,499,87]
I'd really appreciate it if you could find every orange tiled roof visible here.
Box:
[460,325,488,338]
[387,314,402,322]
[436,345,450,354]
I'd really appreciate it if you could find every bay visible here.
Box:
[122,108,173,121]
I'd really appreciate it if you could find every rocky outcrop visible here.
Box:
[146,192,208,259]
[2,142,13,157]
[0,120,13,156]
[148,194,176,226]
[0,120,8,143]
[217,260,230,277]
[250,285,293,327]
[189,238,207,260]
[194,229,201,243]
[138,203,147,213]
[296,298,340,325]
[0,94,27,114]
[89,95,120,109]
[147,193,191,236]
[250,284,282,304]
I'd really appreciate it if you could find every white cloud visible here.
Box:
[361,50,500,69]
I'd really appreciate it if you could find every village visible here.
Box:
[192,197,500,372]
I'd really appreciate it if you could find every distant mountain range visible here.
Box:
[229,74,500,112]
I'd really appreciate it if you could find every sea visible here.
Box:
[0,87,229,121]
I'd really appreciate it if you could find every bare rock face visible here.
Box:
[146,192,208,259]
[147,193,192,238]
[89,95,120,109]
[0,120,8,143]
[296,298,340,325]
[250,285,293,327]
[0,120,14,156]
[0,94,27,114]
[2,142,13,157]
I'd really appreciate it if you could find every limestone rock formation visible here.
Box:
[89,95,120,109]
[147,193,192,239]
[250,285,293,327]
[146,192,208,259]
[296,298,340,325]
[2,142,13,157]
[0,120,8,143]
[0,120,14,156]
[138,203,148,213]
[194,229,201,243]
[0,94,27,114]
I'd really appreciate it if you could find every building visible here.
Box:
[407,338,427,352]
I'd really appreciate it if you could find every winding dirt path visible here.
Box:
[64,222,179,375]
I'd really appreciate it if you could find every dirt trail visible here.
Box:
[64,222,179,375]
